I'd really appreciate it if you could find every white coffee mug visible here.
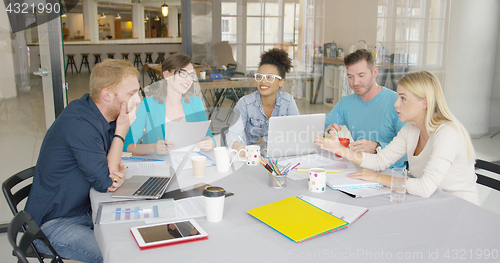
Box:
[199,71,206,79]
[213,147,240,173]
[308,168,327,193]
[242,145,260,166]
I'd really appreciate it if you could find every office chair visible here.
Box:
[220,126,229,147]
[2,166,55,262]
[475,159,500,191]
[8,211,64,263]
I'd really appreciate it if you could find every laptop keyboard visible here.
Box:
[133,177,170,197]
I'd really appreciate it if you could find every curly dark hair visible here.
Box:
[344,49,375,69]
[258,48,292,79]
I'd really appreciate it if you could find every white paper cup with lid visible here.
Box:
[202,186,226,222]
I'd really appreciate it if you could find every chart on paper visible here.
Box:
[113,206,159,221]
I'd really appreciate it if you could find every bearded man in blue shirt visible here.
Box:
[325,49,407,171]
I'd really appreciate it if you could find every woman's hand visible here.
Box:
[314,135,343,154]
[347,168,380,183]
[196,136,215,151]
[155,140,175,154]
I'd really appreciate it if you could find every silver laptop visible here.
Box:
[112,146,195,199]
[263,113,325,158]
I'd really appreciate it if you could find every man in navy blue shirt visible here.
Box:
[25,59,141,263]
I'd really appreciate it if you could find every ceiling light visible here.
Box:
[154,16,160,21]
[61,13,67,17]
[115,13,121,19]
[101,13,106,18]
[145,15,149,21]
[161,3,169,17]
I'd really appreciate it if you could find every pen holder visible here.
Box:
[269,173,287,189]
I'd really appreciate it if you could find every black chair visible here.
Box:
[8,211,64,263]
[3,166,55,262]
[2,166,36,215]
[475,159,500,191]
[220,126,229,147]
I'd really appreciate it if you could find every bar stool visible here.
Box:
[145,52,153,64]
[65,54,78,73]
[107,53,115,59]
[79,53,91,73]
[93,54,102,66]
[155,52,165,64]
[121,53,129,60]
[133,53,142,69]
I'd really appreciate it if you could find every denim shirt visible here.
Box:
[226,91,300,148]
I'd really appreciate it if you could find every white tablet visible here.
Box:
[130,219,208,250]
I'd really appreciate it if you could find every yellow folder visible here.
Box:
[247,196,348,242]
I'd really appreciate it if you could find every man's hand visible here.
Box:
[107,163,127,192]
[196,136,215,151]
[349,139,378,153]
[116,102,133,137]
[325,123,343,137]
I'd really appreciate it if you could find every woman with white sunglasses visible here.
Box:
[226,48,299,154]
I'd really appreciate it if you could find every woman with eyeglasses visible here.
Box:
[124,53,215,155]
[226,48,299,154]
[315,71,479,204]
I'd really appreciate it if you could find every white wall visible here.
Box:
[443,0,500,137]
[490,24,500,130]
[323,0,378,52]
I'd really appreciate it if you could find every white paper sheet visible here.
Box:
[298,195,368,225]
[164,120,211,149]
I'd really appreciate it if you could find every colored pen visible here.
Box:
[113,167,128,182]
[284,163,300,175]
[238,136,246,146]
[113,209,152,214]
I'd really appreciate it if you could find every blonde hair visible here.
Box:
[90,59,139,102]
[398,71,475,163]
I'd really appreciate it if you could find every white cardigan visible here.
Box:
[361,123,479,205]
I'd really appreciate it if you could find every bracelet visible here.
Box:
[113,134,125,143]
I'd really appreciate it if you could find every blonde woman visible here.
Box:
[315,70,479,204]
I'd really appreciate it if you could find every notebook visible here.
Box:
[263,113,325,158]
[112,146,195,199]
[326,171,383,190]
[326,171,391,198]
[247,196,348,243]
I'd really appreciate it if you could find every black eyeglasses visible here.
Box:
[254,73,282,83]
[177,69,197,80]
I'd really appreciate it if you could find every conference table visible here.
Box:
[90,151,500,263]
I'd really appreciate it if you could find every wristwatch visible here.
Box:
[375,142,382,154]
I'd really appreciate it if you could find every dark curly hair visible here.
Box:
[258,48,292,79]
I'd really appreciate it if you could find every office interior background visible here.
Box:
[1,0,499,234]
